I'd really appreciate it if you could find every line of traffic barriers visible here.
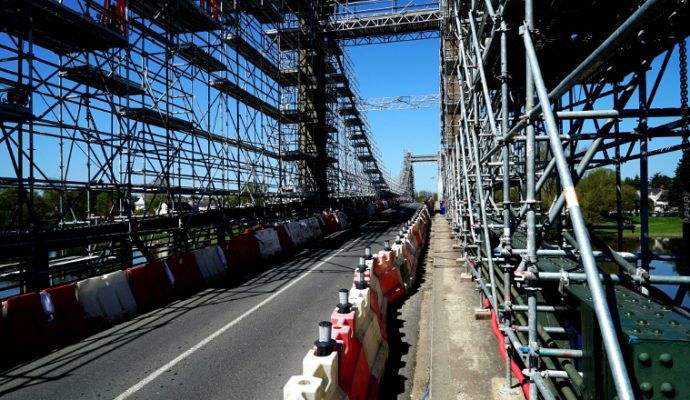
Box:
[283,202,432,400]
[0,200,406,369]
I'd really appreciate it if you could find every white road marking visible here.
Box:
[113,233,368,400]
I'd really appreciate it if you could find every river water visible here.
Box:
[602,236,690,308]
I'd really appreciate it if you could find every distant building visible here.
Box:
[196,197,218,211]
[156,201,193,215]
[636,186,670,213]
[649,187,669,213]
[134,197,145,211]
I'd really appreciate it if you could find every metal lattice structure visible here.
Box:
[0,0,397,296]
[323,0,441,45]
[440,0,690,399]
[359,93,439,111]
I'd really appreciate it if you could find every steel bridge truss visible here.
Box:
[441,0,690,399]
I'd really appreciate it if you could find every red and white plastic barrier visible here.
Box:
[283,204,431,399]
[1,210,354,368]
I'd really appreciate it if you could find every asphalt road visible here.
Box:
[0,205,418,400]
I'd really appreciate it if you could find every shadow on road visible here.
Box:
[379,220,431,399]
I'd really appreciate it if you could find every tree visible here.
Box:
[669,151,690,217]
[41,189,85,225]
[94,191,116,217]
[494,187,520,205]
[623,174,640,188]
[540,177,558,210]
[577,169,636,224]
[0,188,21,229]
[650,172,673,189]
[415,190,434,202]
[143,193,164,214]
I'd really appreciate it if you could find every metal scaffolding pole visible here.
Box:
[522,27,634,400]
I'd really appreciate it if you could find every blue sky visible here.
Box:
[348,38,688,194]
[348,39,441,193]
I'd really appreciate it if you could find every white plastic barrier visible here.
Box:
[287,220,307,247]
[420,207,430,224]
[76,277,105,320]
[297,219,312,241]
[306,217,323,240]
[365,259,385,313]
[298,219,311,241]
[92,278,122,322]
[255,227,282,259]
[284,375,324,400]
[193,245,227,283]
[303,351,346,399]
[349,286,386,369]
[391,240,408,282]
[402,235,419,288]
[335,211,348,230]
[283,347,347,400]
[102,270,138,321]
[77,270,137,323]
[407,231,420,259]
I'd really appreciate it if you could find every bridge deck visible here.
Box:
[0,207,417,400]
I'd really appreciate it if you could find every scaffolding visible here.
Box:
[0,0,392,297]
[440,0,690,399]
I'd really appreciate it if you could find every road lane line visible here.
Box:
[113,232,369,400]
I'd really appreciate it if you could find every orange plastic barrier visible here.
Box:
[330,309,368,399]
[127,261,173,311]
[42,283,87,347]
[372,252,406,304]
[166,253,205,296]
[412,223,425,248]
[220,231,261,269]
[2,292,48,361]
[323,213,341,235]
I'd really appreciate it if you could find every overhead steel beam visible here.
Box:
[323,8,442,41]
[358,94,440,111]
[410,154,438,163]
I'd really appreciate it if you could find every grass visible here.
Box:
[595,216,684,238]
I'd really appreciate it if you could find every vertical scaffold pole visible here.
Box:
[523,1,538,398]
[639,71,650,270]
[522,27,635,400]
[498,9,516,391]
